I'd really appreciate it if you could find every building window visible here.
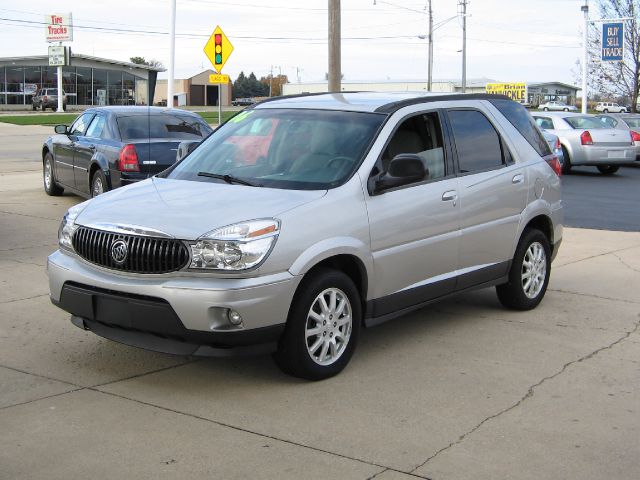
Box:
[76,67,92,105]
[5,66,24,104]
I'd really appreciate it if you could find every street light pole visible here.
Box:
[581,0,589,114]
[328,0,341,92]
[428,0,433,91]
[167,0,176,108]
[461,0,467,93]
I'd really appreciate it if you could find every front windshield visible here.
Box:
[564,116,605,129]
[167,108,385,190]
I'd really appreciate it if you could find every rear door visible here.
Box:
[446,106,527,290]
[366,110,460,317]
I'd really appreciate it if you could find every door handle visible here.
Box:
[512,173,524,184]
[442,190,458,206]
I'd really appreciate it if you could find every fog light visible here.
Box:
[228,310,243,326]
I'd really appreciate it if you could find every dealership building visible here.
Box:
[0,53,162,108]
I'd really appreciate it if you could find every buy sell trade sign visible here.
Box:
[204,26,234,73]
[602,23,624,62]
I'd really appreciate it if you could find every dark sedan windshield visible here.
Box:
[166,108,385,190]
[118,113,212,140]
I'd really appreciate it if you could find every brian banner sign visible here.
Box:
[485,83,527,102]
[45,13,73,42]
[602,22,624,61]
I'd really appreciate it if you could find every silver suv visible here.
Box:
[48,93,563,380]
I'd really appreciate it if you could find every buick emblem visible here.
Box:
[110,239,128,265]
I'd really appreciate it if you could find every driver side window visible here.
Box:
[381,112,446,181]
[70,113,94,136]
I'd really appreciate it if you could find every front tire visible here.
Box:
[563,108,569,112]
[543,107,549,111]
[274,268,361,380]
[496,229,551,311]
[43,153,64,196]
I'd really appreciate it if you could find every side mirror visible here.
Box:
[54,124,69,135]
[373,154,426,193]
[176,140,201,161]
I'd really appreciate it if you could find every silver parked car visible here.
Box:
[538,101,578,112]
[542,130,565,168]
[532,112,636,174]
[596,113,640,161]
[48,93,563,380]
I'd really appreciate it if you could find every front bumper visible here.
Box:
[48,249,300,353]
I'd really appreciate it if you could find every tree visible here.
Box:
[129,57,165,69]
[232,72,268,99]
[584,1,640,111]
[259,74,289,96]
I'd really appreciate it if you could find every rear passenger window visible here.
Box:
[489,99,551,156]
[448,110,504,173]
[535,117,554,130]
[381,112,446,181]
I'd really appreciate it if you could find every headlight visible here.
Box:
[189,219,280,271]
[58,201,90,251]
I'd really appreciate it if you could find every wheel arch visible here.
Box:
[88,157,112,191]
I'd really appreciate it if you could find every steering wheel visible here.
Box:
[327,156,354,169]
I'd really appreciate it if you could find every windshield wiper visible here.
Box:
[197,171,261,187]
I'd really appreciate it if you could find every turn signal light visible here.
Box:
[580,130,593,145]
[544,154,562,176]
[630,130,640,142]
[118,144,140,172]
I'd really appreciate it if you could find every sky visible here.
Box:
[0,0,589,85]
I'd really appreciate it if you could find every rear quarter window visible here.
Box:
[489,99,551,157]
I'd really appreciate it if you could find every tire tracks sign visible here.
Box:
[485,82,527,102]
[45,13,73,42]
[602,23,623,62]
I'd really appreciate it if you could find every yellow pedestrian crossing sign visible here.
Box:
[204,25,233,73]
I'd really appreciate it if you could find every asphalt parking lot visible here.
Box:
[1,122,639,479]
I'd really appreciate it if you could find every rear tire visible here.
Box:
[496,229,551,311]
[43,153,64,196]
[91,170,108,197]
[543,107,549,111]
[561,146,572,174]
[563,108,569,112]
[597,165,619,175]
[274,268,361,380]
[603,109,609,113]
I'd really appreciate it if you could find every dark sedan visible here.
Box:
[42,107,213,198]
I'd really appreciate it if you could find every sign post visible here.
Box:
[601,22,624,61]
[45,14,73,113]
[204,26,234,125]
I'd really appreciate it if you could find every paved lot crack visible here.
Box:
[553,243,640,269]
[0,388,84,411]
[90,386,414,476]
[611,252,640,274]
[547,288,640,305]
[0,209,60,222]
[0,293,48,304]
[0,242,58,253]
[410,315,640,474]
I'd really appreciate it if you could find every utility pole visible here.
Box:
[328,0,341,92]
[460,0,467,93]
[427,0,433,91]
[269,65,273,97]
[581,0,589,114]
[167,0,176,108]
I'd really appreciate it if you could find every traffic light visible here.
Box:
[214,34,222,66]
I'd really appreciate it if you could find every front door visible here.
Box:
[366,110,460,318]
[55,112,94,189]
[74,113,105,194]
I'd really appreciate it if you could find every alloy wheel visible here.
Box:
[521,242,547,299]
[305,287,352,366]
[92,176,104,197]
[44,160,52,190]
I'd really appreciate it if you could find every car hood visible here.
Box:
[75,177,327,240]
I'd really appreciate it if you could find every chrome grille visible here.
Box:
[72,226,190,274]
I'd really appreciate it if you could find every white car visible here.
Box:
[538,101,578,112]
[595,102,627,113]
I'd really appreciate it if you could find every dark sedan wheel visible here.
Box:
[91,170,108,197]
[43,153,64,196]
[274,268,361,380]
[597,165,619,175]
